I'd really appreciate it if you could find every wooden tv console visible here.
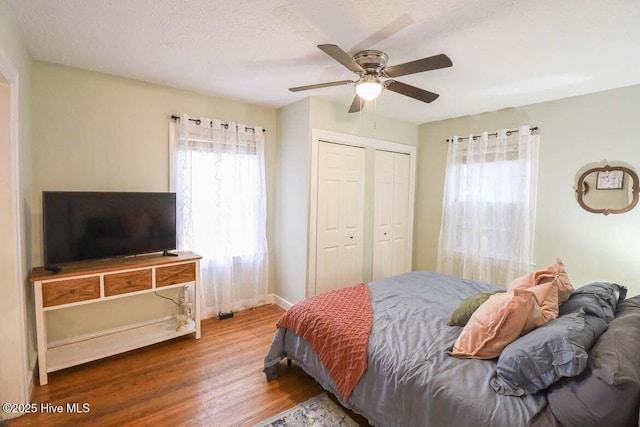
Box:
[30,251,201,385]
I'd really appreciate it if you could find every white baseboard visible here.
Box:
[266,293,293,310]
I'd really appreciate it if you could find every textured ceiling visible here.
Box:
[7,0,640,124]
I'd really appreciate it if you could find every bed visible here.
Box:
[263,271,640,427]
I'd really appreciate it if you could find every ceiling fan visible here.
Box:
[289,44,453,113]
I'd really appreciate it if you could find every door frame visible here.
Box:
[0,43,29,404]
[307,129,416,297]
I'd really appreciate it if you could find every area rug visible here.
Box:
[255,393,359,427]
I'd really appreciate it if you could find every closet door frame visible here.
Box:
[308,129,416,298]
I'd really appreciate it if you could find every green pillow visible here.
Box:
[448,291,505,327]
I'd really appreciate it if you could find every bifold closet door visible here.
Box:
[372,150,411,280]
[315,142,365,295]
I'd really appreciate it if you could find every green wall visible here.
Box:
[32,62,277,341]
[274,96,418,304]
[416,85,640,296]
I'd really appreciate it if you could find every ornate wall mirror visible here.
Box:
[576,164,640,215]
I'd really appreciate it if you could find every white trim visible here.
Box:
[307,129,417,298]
[198,295,292,315]
[270,293,293,310]
[264,293,293,310]
[0,42,30,405]
[312,129,417,154]
[202,295,275,319]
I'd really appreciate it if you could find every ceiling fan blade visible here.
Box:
[384,53,452,78]
[317,44,365,74]
[348,95,366,113]
[385,80,440,103]
[289,80,354,92]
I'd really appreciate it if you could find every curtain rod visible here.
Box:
[170,115,266,133]
[446,126,538,143]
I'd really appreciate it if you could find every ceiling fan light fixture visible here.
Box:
[290,44,451,112]
[355,75,382,100]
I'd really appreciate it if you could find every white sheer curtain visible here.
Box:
[171,114,268,317]
[436,125,539,285]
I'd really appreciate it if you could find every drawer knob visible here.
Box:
[126,280,132,285]
[69,289,75,294]
[174,273,179,277]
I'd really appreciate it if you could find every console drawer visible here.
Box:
[156,263,196,287]
[43,277,100,307]
[104,269,152,296]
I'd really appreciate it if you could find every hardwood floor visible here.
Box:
[6,305,369,426]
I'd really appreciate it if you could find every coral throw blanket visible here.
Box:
[277,282,373,401]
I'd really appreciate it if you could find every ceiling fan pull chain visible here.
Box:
[359,98,363,135]
[374,97,377,130]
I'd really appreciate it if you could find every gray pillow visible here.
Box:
[559,282,627,321]
[491,311,608,396]
[548,295,640,427]
[547,366,638,427]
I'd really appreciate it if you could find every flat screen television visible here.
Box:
[43,191,177,266]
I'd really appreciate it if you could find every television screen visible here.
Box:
[43,191,177,266]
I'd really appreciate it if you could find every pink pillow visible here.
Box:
[522,280,559,332]
[451,289,539,359]
[508,258,573,303]
[452,276,564,360]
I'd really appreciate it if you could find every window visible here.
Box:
[181,148,261,259]
[170,116,268,315]
[437,127,539,284]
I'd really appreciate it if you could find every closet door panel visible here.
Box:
[343,181,363,238]
[391,153,411,276]
[317,246,340,292]
[316,142,365,294]
[372,150,394,280]
[373,151,411,280]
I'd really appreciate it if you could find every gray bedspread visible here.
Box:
[264,271,558,427]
